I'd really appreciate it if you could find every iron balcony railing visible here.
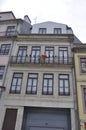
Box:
[0,31,18,37]
[10,56,73,65]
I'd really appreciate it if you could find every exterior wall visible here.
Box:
[74,52,86,130]
[0,38,76,130]
[32,22,73,34]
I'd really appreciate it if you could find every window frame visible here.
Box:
[39,28,46,34]
[58,74,70,96]
[54,28,62,34]
[42,73,54,95]
[30,46,40,63]
[0,66,5,80]
[6,26,16,36]
[80,57,86,73]
[26,73,38,94]
[17,46,27,63]
[10,73,23,94]
[58,47,68,64]
[45,47,54,63]
[0,44,11,55]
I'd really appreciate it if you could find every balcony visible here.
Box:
[10,56,73,67]
[0,31,18,37]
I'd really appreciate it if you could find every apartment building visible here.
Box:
[0,11,31,88]
[0,12,81,130]
[73,45,86,130]
[0,11,31,130]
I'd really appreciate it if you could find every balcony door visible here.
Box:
[45,47,54,63]
[17,46,27,63]
[59,48,68,64]
[30,47,40,63]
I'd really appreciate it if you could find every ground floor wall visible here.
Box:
[0,105,77,130]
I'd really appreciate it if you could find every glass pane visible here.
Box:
[16,86,20,92]
[60,80,63,87]
[60,88,63,92]
[28,79,32,86]
[11,86,16,91]
[43,87,47,92]
[44,80,47,86]
[12,78,17,85]
[65,80,68,87]
[44,75,53,78]
[17,78,22,85]
[33,79,37,86]
[23,51,26,56]
[27,86,31,91]
[29,74,38,78]
[65,88,69,93]
[59,75,68,79]
[18,51,22,56]
[49,80,52,86]
[32,87,36,92]
[48,87,52,92]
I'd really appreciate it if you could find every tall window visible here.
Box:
[6,26,16,36]
[10,73,23,93]
[26,73,38,94]
[0,66,5,80]
[17,46,27,63]
[83,88,86,109]
[59,74,70,96]
[80,58,86,73]
[54,28,62,34]
[59,47,68,64]
[39,28,46,34]
[30,47,40,63]
[0,44,11,55]
[42,74,53,95]
[45,47,54,63]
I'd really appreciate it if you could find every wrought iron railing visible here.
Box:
[0,31,18,37]
[10,56,73,65]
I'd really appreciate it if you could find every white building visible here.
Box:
[0,16,82,130]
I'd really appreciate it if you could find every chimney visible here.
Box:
[24,15,31,24]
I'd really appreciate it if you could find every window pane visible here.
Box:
[12,78,17,85]
[49,80,52,86]
[17,78,22,85]
[65,80,68,87]
[33,79,37,86]
[28,79,32,86]
[60,80,63,87]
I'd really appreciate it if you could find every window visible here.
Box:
[30,47,40,63]
[42,74,53,95]
[54,28,62,34]
[0,44,11,55]
[6,26,16,36]
[17,46,27,63]
[39,28,46,34]
[83,88,86,109]
[0,66,5,80]
[26,73,38,94]
[10,73,23,93]
[80,58,86,73]
[59,74,70,95]
[45,47,54,63]
[59,47,68,64]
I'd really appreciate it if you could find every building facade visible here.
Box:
[73,45,86,130]
[0,11,83,130]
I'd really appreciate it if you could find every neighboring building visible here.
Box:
[0,11,31,130]
[73,45,86,130]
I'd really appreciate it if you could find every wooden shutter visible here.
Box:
[2,108,17,130]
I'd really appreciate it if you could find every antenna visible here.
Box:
[33,17,37,24]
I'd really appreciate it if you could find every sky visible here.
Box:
[0,0,86,43]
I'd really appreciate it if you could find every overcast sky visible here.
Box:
[0,0,86,43]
